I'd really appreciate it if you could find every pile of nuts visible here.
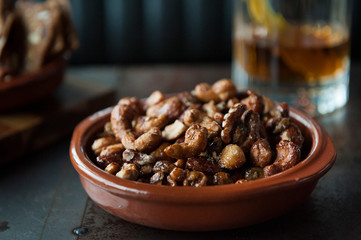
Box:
[91,79,304,187]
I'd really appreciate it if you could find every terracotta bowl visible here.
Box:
[70,106,336,231]
[0,55,67,111]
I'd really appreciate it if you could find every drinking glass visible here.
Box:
[232,0,352,116]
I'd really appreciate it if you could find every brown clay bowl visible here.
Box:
[70,106,336,231]
[0,55,67,111]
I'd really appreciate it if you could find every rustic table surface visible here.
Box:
[1,63,360,240]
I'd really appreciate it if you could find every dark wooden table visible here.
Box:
[1,63,360,240]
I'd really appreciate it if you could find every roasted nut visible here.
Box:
[221,103,246,144]
[164,124,208,159]
[186,158,221,174]
[167,175,177,186]
[92,136,118,156]
[183,109,221,137]
[193,83,220,102]
[280,123,304,147]
[104,162,121,175]
[100,143,125,157]
[266,117,290,134]
[153,160,176,174]
[122,149,156,165]
[162,120,187,141]
[240,110,267,152]
[227,98,240,108]
[240,90,264,114]
[150,172,165,185]
[212,79,236,101]
[183,171,208,187]
[176,91,200,107]
[146,97,185,121]
[245,167,265,181]
[174,159,186,168]
[96,153,122,169]
[249,139,273,167]
[263,164,282,176]
[193,79,236,103]
[212,172,233,185]
[219,144,246,170]
[121,127,162,153]
[111,98,142,140]
[150,142,173,161]
[202,100,219,118]
[146,90,164,106]
[169,167,187,182]
[135,114,169,133]
[235,179,247,184]
[104,122,114,136]
[116,163,139,180]
[274,140,301,171]
[213,112,224,125]
[140,164,153,176]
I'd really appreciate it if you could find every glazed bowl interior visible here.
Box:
[70,106,336,230]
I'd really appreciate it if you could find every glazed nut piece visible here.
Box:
[162,120,187,141]
[183,109,221,137]
[104,162,121,175]
[146,90,164,107]
[150,142,174,161]
[153,160,176,174]
[221,103,246,144]
[240,90,265,114]
[135,113,169,133]
[212,79,237,101]
[273,140,301,171]
[249,139,273,168]
[150,172,165,185]
[96,154,122,169]
[116,163,139,180]
[100,143,125,157]
[169,167,187,182]
[219,144,246,170]
[186,158,221,175]
[212,172,233,185]
[183,171,208,187]
[121,127,162,153]
[245,167,265,181]
[280,123,304,147]
[123,149,156,165]
[202,100,219,118]
[193,79,236,103]
[146,97,185,121]
[164,124,208,159]
[92,137,118,156]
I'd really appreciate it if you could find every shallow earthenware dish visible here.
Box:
[70,105,336,231]
[0,55,67,111]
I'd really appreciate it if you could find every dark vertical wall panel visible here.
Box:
[70,0,105,64]
[183,0,224,61]
[143,0,183,62]
[104,0,143,63]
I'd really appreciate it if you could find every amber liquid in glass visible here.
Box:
[234,25,350,85]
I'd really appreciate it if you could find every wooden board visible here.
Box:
[0,74,116,164]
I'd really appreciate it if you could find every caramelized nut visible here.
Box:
[213,172,233,185]
[183,171,207,187]
[92,137,117,156]
[183,109,221,137]
[116,163,139,180]
[164,124,208,159]
[249,139,272,168]
[219,144,246,170]
[105,162,121,175]
[162,120,187,141]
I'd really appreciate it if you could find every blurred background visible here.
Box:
[68,0,361,65]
